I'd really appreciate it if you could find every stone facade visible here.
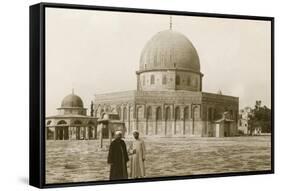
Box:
[93,90,238,137]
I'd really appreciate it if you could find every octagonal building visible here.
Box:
[93,28,239,137]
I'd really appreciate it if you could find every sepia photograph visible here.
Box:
[44,6,272,185]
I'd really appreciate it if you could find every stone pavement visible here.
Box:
[46,136,271,184]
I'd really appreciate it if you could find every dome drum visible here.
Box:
[138,70,202,92]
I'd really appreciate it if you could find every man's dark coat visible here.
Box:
[107,138,129,180]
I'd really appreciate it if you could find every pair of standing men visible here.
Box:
[107,130,146,180]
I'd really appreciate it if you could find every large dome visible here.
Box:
[61,94,84,108]
[139,30,200,72]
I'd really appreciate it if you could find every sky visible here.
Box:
[46,8,271,116]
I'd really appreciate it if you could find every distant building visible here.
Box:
[46,93,98,140]
[238,107,251,134]
[93,27,239,137]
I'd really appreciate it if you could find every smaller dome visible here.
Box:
[61,94,84,108]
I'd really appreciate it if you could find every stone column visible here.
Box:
[162,104,167,136]
[172,105,175,136]
[183,120,186,135]
[164,119,167,136]
[68,127,71,140]
[66,126,69,140]
[76,127,79,140]
[62,127,65,140]
[85,126,89,140]
[136,105,140,131]
[83,126,86,140]
[94,126,97,139]
[154,119,156,135]
[99,123,103,148]
[145,119,148,135]
[54,127,57,140]
[128,106,131,135]
[173,120,176,136]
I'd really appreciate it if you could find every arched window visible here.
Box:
[143,75,145,86]
[175,107,181,120]
[136,106,143,120]
[123,107,127,121]
[47,120,52,125]
[187,76,191,86]
[165,107,171,120]
[184,107,189,119]
[117,107,121,118]
[57,120,67,125]
[156,107,162,120]
[150,75,155,85]
[176,75,180,85]
[146,106,152,120]
[162,75,167,85]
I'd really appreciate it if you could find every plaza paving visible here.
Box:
[46,136,271,184]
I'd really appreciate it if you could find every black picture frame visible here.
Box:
[29,2,275,189]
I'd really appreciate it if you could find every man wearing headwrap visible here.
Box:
[107,131,129,180]
[129,130,146,178]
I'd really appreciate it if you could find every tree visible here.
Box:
[248,101,271,134]
[90,101,94,117]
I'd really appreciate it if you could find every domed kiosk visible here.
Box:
[93,24,239,138]
[46,92,98,140]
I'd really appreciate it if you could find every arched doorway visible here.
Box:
[183,106,189,135]
[146,106,152,135]
[57,120,67,140]
[165,107,172,136]
[156,107,162,135]
[88,120,96,139]
[136,106,144,134]
[175,107,181,135]
[74,120,82,140]
[123,107,127,121]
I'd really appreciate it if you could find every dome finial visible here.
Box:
[169,16,173,30]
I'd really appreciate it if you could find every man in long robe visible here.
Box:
[107,131,129,180]
[129,130,146,178]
